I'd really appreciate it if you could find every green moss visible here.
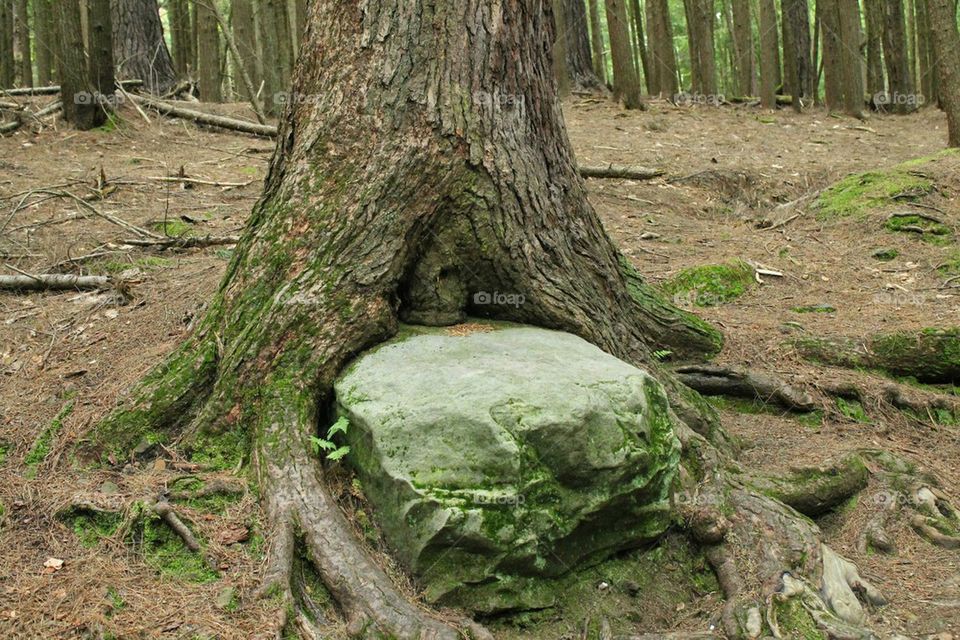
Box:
[792,304,836,314]
[884,214,952,244]
[139,514,218,583]
[95,113,122,133]
[26,400,75,477]
[661,261,754,307]
[105,587,126,618]
[774,596,826,639]
[62,508,122,547]
[151,219,194,237]
[872,248,900,261]
[0,441,9,466]
[708,396,823,428]
[835,397,870,423]
[815,167,933,219]
[189,426,249,471]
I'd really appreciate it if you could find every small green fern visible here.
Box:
[310,416,351,461]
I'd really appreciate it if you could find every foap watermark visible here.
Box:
[473,291,526,308]
[273,91,326,106]
[672,290,723,308]
[873,291,926,307]
[472,90,526,122]
[873,91,925,108]
[673,92,726,107]
[73,91,123,107]
[474,493,525,507]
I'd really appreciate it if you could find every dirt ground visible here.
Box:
[1,96,958,639]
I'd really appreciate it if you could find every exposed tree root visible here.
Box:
[746,453,869,516]
[674,364,816,412]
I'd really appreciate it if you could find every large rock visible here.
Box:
[333,325,680,613]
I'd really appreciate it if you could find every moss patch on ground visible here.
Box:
[835,397,870,423]
[774,595,826,639]
[708,396,823,428]
[100,257,174,273]
[63,508,123,547]
[815,167,934,219]
[151,219,195,237]
[661,260,755,307]
[25,399,75,478]
[884,214,952,244]
[137,511,218,583]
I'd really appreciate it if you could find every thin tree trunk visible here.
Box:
[14,0,30,86]
[647,0,679,96]
[53,0,105,129]
[195,0,221,102]
[169,0,193,76]
[629,0,650,93]
[881,0,917,112]
[915,0,936,105]
[0,0,13,88]
[605,0,644,108]
[820,0,845,110]
[230,0,258,101]
[111,0,177,93]
[782,0,812,110]
[588,0,607,84]
[925,0,960,145]
[759,0,778,107]
[556,0,606,93]
[731,0,754,95]
[34,0,53,84]
[87,0,113,100]
[864,0,886,100]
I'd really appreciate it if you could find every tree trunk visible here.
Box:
[87,0,113,100]
[915,0,936,105]
[925,0,960,145]
[110,0,177,93]
[782,0,812,110]
[53,0,105,129]
[0,0,12,88]
[731,0,754,96]
[555,0,606,94]
[256,0,291,115]
[629,0,651,94]
[759,0,778,107]
[90,3,897,640]
[230,0,258,102]
[683,0,717,96]
[14,0,30,86]
[195,0,221,102]
[820,0,845,111]
[647,0,679,96]
[864,0,886,100]
[881,0,917,112]
[838,0,865,117]
[34,0,53,84]
[605,0,644,108]
[588,0,607,84]
[169,0,193,77]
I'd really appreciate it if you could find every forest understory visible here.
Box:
[1,97,958,639]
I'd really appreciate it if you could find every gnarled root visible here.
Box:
[674,364,816,412]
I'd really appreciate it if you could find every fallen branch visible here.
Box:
[147,176,253,188]
[122,234,240,249]
[152,500,203,552]
[0,273,112,291]
[34,189,161,239]
[578,163,665,180]
[132,94,278,137]
[0,79,142,96]
[674,364,816,411]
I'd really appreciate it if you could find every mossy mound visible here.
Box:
[334,326,680,613]
[884,214,952,244]
[660,260,755,307]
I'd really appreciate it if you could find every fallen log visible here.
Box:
[131,94,278,138]
[0,79,142,97]
[122,235,241,249]
[0,273,112,291]
[578,163,665,180]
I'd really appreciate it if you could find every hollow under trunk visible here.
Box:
[91,2,895,638]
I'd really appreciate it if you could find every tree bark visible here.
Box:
[881,0,917,113]
[820,0,845,110]
[731,0,754,95]
[758,0,778,107]
[14,0,29,86]
[588,0,607,84]
[838,0,865,117]
[915,0,936,105]
[34,0,53,84]
[195,0,221,102]
[864,0,886,100]
[168,0,193,77]
[782,0,812,110]
[0,0,13,88]
[87,0,114,101]
[683,0,718,96]
[110,0,177,93]
[230,0,258,102]
[925,0,960,145]
[90,3,895,639]
[555,0,606,94]
[647,0,679,96]
[605,0,644,108]
[53,0,106,129]
[629,0,651,94]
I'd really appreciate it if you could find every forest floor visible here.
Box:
[0,97,958,639]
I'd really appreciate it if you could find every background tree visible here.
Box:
[0,0,12,88]
[34,0,53,84]
[230,0,258,103]
[628,0,651,94]
[14,0,29,87]
[54,0,106,130]
[195,0,221,102]
[925,0,960,145]
[838,0,865,117]
[605,0,643,108]
[864,0,886,100]
[915,0,937,105]
[554,0,606,94]
[731,0,754,96]
[168,0,193,77]
[782,0,812,111]
[87,0,114,101]
[759,0,779,107]
[881,0,917,112]
[588,0,608,84]
[111,0,177,93]
[646,0,679,96]
[683,0,717,95]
